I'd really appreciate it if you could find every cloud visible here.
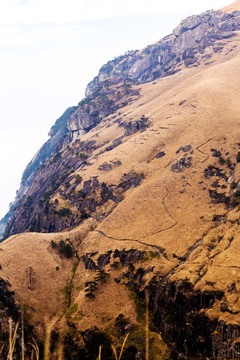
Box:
[0,23,95,48]
[17,0,30,5]
[0,0,229,25]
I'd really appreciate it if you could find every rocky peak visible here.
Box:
[85,9,240,98]
[2,5,240,239]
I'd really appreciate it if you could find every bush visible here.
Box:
[181,280,193,292]
[84,281,98,298]
[58,240,74,258]
[110,261,120,269]
[56,207,72,217]
[51,240,74,258]
[94,269,110,284]
[51,240,57,248]
[218,157,225,165]
[80,210,88,220]
[75,175,82,183]
[79,153,88,160]
[115,314,128,335]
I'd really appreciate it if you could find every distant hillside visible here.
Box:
[0,213,9,239]
[20,106,77,191]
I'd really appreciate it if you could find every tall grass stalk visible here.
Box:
[28,338,39,360]
[145,291,149,360]
[7,321,19,360]
[8,319,12,360]
[21,304,24,360]
[111,332,129,360]
[97,345,102,360]
[55,333,64,360]
[0,343,5,357]
[44,317,58,360]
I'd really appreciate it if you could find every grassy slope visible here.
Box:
[1,16,240,347]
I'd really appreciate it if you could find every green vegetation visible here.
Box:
[79,153,88,160]
[100,62,114,74]
[94,269,110,284]
[80,209,89,219]
[66,303,78,318]
[233,189,240,206]
[23,196,33,209]
[218,156,225,165]
[226,158,233,168]
[51,240,74,258]
[62,281,74,307]
[75,174,82,183]
[52,152,62,163]
[84,281,98,299]
[78,97,92,106]
[237,152,240,163]
[77,190,86,199]
[110,261,120,269]
[231,182,238,189]
[56,207,72,217]
[181,279,194,292]
[84,270,110,299]
[153,70,161,79]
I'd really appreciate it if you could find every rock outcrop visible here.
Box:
[85,10,240,96]
[148,278,240,359]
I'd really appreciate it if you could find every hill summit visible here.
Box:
[1,2,240,358]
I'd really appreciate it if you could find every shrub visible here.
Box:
[80,210,88,220]
[56,207,72,217]
[115,314,129,335]
[79,153,88,160]
[231,182,238,189]
[101,63,113,74]
[52,152,62,163]
[181,280,193,292]
[84,281,98,298]
[51,240,74,258]
[226,158,233,168]
[128,263,135,273]
[51,240,57,248]
[234,190,240,198]
[218,157,225,165]
[77,190,86,199]
[24,196,33,208]
[75,175,82,183]
[110,261,120,269]
[94,269,110,284]
[64,182,70,189]
[58,240,74,258]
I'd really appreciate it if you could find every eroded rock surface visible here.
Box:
[85,10,240,96]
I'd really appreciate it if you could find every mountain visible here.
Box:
[1,2,240,358]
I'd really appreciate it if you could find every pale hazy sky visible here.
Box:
[0,0,230,218]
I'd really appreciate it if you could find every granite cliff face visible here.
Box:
[7,7,240,219]
[85,9,240,96]
[2,3,240,358]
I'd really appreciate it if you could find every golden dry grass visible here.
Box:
[1,30,240,337]
[222,0,240,12]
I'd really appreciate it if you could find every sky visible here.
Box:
[0,0,230,219]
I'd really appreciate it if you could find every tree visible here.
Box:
[84,281,98,298]
[94,269,110,284]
